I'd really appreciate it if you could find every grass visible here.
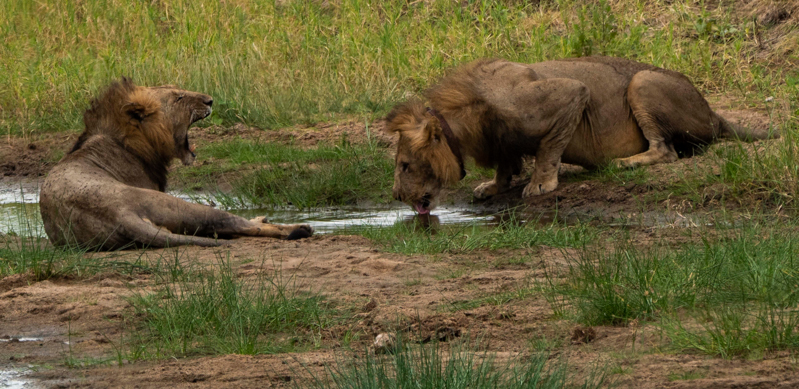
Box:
[0,236,140,281]
[228,138,394,208]
[126,253,349,359]
[2,0,796,136]
[3,0,798,209]
[176,135,395,208]
[302,338,608,389]
[355,213,597,255]
[543,221,799,358]
[0,200,151,280]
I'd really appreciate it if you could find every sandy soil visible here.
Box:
[3,232,799,388]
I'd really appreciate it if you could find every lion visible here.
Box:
[40,78,313,250]
[386,57,777,214]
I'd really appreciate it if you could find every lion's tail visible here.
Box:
[716,113,779,141]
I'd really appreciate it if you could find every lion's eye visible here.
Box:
[401,162,410,172]
[176,95,184,102]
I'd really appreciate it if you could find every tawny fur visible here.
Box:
[387,57,778,210]
[40,79,312,250]
[386,101,462,185]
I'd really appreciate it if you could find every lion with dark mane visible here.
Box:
[40,78,312,250]
[387,57,777,214]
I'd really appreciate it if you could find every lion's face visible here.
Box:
[387,101,463,215]
[393,135,444,215]
[149,86,213,166]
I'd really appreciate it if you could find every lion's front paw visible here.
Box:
[611,157,634,169]
[250,216,270,224]
[523,177,559,198]
[286,224,314,240]
[473,180,499,200]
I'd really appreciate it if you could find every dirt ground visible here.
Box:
[4,233,799,388]
[2,103,798,388]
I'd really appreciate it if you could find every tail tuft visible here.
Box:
[717,113,779,141]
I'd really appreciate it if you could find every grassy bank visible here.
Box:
[3,0,798,208]
[126,255,349,359]
[303,339,608,389]
[356,214,596,255]
[543,221,799,358]
[174,136,396,208]
[2,0,796,135]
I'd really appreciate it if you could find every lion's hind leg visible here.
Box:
[137,190,313,241]
[128,217,227,248]
[614,70,717,168]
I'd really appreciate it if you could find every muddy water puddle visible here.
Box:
[0,368,38,389]
[0,185,493,237]
[0,184,716,238]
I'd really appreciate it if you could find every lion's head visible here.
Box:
[76,78,213,168]
[385,100,462,215]
[147,84,213,166]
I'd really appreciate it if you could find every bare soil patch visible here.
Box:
[1,232,797,388]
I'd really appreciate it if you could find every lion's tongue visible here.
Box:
[414,203,430,215]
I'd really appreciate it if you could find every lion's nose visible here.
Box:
[204,97,213,107]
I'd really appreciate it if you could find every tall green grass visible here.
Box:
[303,339,608,389]
[0,236,93,280]
[2,0,792,134]
[0,198,149,280]
[544,222,799,357]
[127,254,347,359]
[190,136,395,208]
[358,214,597,255]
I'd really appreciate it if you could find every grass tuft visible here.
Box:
[179,136,394,209]
[357,213,596,255]
[543,222,799,357]
[126,253,346,359]
[302,338,608,389]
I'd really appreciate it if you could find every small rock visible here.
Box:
[362,299,378,312]
[436,327,461,342]
[759,9,790,26]
[571,326,597,344]
[497,311,515,320]
[373,333,397,354]
[99,279,124,288]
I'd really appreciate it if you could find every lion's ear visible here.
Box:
[123,90,160,122]
[385,99,426,135]
[423,116,444,144]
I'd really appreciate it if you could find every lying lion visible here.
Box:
[386,57,777,214]
[40,78,312,250]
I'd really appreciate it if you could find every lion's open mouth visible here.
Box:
[414,195,432,215]
[191,107,212,124]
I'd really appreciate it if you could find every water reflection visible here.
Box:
[0,185,493,237]
[0,184,718,238]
